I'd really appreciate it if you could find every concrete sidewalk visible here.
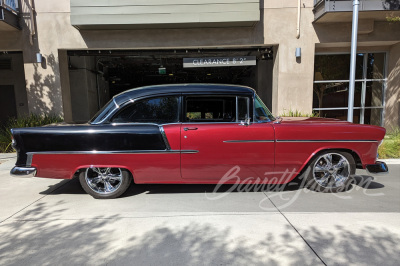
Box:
[0,158,399,265]
[0,153,16,164]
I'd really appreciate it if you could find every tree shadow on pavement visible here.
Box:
[0,200,399,266]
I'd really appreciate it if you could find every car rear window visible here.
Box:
[111,96,179,124]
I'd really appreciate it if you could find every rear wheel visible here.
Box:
[79,167,132,199]
[306,151,355,193]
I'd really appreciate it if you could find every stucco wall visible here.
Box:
[70,0,260,29]
[385,42,400,130]
[0,53,29,118]
[263,1,317,115]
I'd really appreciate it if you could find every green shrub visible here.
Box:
[279,109,320,117]
[0,114,63,153]
[378,127,400,159]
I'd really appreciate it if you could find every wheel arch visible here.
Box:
[73,166,135,183]
[297,148,362,178]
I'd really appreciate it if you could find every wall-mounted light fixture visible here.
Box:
[36,53,42,63]
[295,47,301,58]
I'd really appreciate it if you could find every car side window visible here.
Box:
[238,97,250,121]
[111,96,179,124]
[186,96,236,122]
[254,95,275,122]
[185,96,250,123]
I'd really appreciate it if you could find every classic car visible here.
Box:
[10,84,388,199]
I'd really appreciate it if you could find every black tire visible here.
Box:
[305,150,356,193]
[79,167,132,199]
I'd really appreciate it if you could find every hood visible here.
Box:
[278,117,351,125]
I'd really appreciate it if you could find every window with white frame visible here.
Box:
[313,53,386,126]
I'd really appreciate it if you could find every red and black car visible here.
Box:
[10,84,388,198]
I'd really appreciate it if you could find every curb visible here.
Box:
[380,159,400,164]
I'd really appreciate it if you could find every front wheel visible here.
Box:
[79,167,132,199]
[305,151,355,193]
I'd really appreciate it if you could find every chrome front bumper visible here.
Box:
[366,161,389,174]
[10,167,37,177]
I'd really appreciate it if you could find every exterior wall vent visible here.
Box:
[0,58,12,70]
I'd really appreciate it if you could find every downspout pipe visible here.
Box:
[296,0,301,39]
[347,0,360,122]
[29,0,36,46]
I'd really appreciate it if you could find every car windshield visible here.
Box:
[254,95,275,122]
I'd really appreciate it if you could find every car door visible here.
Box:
[108,94,182,183]
[180,94,275,182]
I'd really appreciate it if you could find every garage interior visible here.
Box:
[66,47,273,123]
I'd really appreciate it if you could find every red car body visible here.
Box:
[11,84,386,188]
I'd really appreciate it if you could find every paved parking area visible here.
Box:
[0,157,399,266]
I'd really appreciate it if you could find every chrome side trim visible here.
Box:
[181,150,199,154]
[26,153,33,167]
[159,126,171,150]
[26,150,198,155]
[223,140,274,143]
[182,122,251,125]
[276,140,378,143]
[10,167,37,178]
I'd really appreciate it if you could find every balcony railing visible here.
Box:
[314,0,400,22]
[1,0,19,13]
[0,0,20,30]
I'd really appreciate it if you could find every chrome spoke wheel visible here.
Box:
[312,153,351,189]
[85,167,123,195]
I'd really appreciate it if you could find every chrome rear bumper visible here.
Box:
[10,167,37,177]
[366,161,389,174]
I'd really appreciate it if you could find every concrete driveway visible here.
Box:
[0,157,399,266]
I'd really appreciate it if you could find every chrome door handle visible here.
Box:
[184,127,198,131]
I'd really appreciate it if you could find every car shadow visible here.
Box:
[40,174,385,198]
[352,175,385,189]
[40,178,85,195]
[39,178,304,197]
[120,180,307,198]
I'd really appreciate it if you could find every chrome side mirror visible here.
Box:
[239,118,251,126]
[274,116,283,124]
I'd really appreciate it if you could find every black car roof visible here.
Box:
[113,84,254,105]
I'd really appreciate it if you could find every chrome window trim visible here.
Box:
[110,122,182,126]
[159,126,171,150]
[223,140,274,143]
[26,150,198,155]
[276,140,378,143]
[92,98,120,125]
[113,97,120,108]
[100,95,180,125]
[235,96,239,122]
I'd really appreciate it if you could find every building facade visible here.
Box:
[0,0,399,129]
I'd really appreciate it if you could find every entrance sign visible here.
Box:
[183,56,256,68]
